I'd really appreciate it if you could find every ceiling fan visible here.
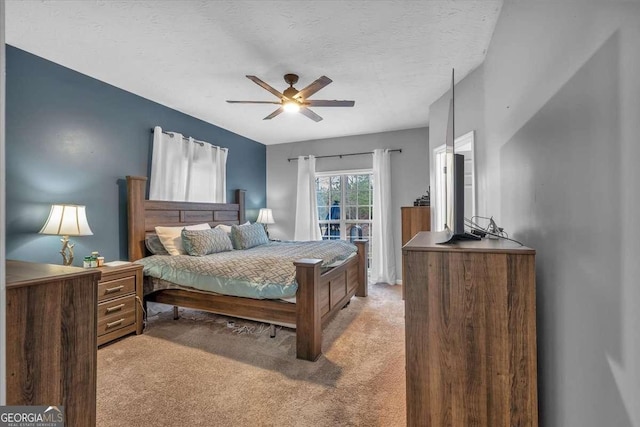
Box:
[226,74,355,122]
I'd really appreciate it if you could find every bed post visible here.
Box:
[235,189,246,224]
[127,176,148,262]
[294,258,323,361]
[354,239,368,297]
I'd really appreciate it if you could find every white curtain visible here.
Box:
[294,155,322,241]
[370,149,396,284]
[149,126,227,202]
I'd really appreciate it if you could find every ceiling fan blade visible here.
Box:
[299,107,323,122]
[263,107,284,120]
[293,76,332,100]
[226,100,282,104]
[305,100,355,107]
[246,75,285,99]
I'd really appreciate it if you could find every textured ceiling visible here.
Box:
[6,0,502,145]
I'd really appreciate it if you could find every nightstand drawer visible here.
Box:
[98,275,135,302]
[97,308,136,336]
[96,263,143,346]
[98,295,136,321]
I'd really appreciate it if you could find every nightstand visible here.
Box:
[96,263,143,346]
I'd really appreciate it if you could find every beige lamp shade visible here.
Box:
[39,204,94,236]
[256,208,275,224]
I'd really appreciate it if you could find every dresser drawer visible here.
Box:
[98,275,135,302]
[97,307,136,336]
[98,294,136,321]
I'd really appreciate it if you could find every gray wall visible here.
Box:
[266,127,429,283]
[6,46,267,266]
[429,2,640,426]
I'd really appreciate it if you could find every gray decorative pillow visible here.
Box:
[181,228,234,256]
[231,222,269,250]
[145,234,170,256]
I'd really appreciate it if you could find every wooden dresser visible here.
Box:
[403,232,538,426]
[6,260,101,427]
[401,206,431,246]
[96,263,144,346]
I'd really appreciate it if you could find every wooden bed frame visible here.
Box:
[126,176,368,361]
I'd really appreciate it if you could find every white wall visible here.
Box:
[266,127,429,283]
[429,2,640,426]
[1,0,7,405]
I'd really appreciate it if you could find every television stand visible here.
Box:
[452,232,482,241]
[436,230,482,244]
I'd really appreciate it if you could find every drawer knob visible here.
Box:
[105,285,125,294]
[105,303,125,314]
[106,319,124,329]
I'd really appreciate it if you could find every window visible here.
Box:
[316,172,373,261]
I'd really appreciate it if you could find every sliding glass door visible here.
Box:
[315,171,373,266]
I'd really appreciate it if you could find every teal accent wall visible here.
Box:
[5,45,266,265]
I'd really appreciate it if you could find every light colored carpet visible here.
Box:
[97,284,406,427]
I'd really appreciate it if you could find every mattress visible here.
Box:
[135,240,357,300]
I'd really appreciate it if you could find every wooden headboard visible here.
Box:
[126,176,246,261]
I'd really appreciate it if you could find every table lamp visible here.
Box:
[256,208,275,238]
[39,204,93,265]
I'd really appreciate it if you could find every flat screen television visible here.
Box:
[438,69,480,244]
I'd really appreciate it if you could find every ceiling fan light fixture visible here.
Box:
[228,74,354,121]
[283,100,301,113]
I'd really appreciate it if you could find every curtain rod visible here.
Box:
[150,128,229,150]
[287,149,402,162]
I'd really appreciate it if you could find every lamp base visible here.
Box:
[262,224,270,239]
[60,236,75,266]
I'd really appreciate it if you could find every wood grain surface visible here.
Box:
[6,260,99,427]
[403,232,537,426]
[401,206,431,245]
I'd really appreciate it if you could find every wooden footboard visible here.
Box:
[295,239,368,360]
[126,175,368,361]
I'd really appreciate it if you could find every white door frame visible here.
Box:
[432,131,476,232]
[433,144,447,231]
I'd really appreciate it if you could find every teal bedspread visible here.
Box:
[135,240,357,300]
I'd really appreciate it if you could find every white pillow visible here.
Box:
[215,221,250,235]
[215,224,232,234]
[155,223,211,256]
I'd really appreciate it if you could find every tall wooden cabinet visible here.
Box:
[401,206,431,297]
[403,232,538,427]
[6,260,101,427]
[401,206,431,245]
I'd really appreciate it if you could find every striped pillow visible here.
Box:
[231,222,269,250]
[181,228,234,256]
